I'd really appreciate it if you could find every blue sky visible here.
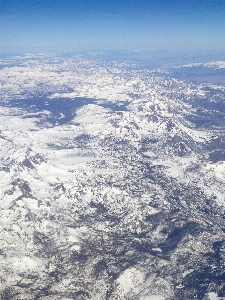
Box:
[1,0,225,55]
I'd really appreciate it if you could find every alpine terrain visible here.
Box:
[0,53,225,300]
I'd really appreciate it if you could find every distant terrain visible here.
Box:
[0,53,225,300]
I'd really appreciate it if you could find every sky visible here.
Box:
[1,0,225,56]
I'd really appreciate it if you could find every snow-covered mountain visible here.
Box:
[0,54,225,300]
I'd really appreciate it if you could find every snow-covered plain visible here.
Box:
[0,54,225,299]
